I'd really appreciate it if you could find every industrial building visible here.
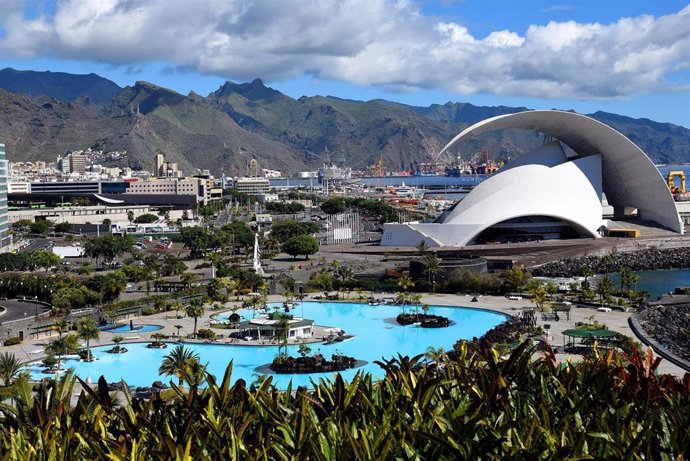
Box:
[382,110,684,247]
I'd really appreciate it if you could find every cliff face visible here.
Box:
[1,68,689,175]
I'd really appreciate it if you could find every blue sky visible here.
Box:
[1,0,689,127]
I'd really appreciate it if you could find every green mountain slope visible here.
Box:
[0,68,122,104]
[0,69,689,175]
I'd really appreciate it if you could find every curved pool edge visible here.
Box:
[24,300,510,389]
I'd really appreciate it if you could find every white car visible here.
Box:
[508,295,522,301]
[597,307,612,312]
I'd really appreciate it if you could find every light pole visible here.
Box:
[34,296,38,318]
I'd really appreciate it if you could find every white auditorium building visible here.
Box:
[382,110,683,247]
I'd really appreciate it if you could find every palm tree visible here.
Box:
[77,318,99,362]
[415,240,430,257]
[423,255,442,292]
[410,293,423,317]
[159,344,201,386]
[397,275,415,292]
[111,335,126,353]
[180,272,199,289]
[185,299,205,338]
[581,266,593,284]
[53,319,71,338]
[183,359,207,388]
[150,332,166,347]
[531,288,549,312]
[45,334,79,372]
[595,275,615,306]
[246,294,264,319]
[0,352,25,386]
[174,324,184,337]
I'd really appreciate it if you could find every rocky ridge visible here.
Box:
[638,304,690,362]
[532,248,690,277]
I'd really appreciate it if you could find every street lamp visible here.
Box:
[34,296,38,318]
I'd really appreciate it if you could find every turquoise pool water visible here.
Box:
[106,324,164,333]
[27,301,507,388]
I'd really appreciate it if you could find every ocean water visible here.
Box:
[608,268,690,300]
[26,301,507,389]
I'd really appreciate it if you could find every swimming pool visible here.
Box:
[104,324,164,333]
[27,301,507,388]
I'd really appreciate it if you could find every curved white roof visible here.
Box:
[381,110,682,247]
[439,110,682,233]
[438,144,603,243]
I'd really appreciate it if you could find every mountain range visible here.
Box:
[1,67,689,176]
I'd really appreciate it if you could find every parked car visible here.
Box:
[508,295,522,301]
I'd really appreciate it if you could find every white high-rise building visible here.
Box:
[0,143,10,248]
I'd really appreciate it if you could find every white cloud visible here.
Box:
[0,0,688,100]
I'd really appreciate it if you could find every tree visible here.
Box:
[159,344,201,386]
[320,198,347,215]
[581,266,594,284]
[595,275,615,306]
[398,275,415,292]
[415,240,430,256]
[150,332,166,347]
[531,287,549,312]
[283,235,319,260]
[83,235,135,267]
[53,222,71,234]
[134,213,159,224]
[397,275,415,315]
[270,220,318,242]
[160,255,186,276]
[423,255,442,292]
[77,318,99,362]
[32,251,61,272]
[127,210,134,223]
[0,352,25,386]
[410,293,422,317]
[501,265,531,293]
[29,220,52,235]
[111,335,126,353]
[309,270,333,295]
[45,334,79,372]
[186,299,205,338]
[545,282,558,295]
[298,343,312,358]
[53,319,71,338]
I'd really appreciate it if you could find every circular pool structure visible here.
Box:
[104,324,164,333]
[27,301,507,388]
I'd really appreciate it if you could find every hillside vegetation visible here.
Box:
[1,68,689,175]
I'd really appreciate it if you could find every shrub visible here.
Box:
[3,337,21,346]
[196,329,217,340]
[141,307,156,316]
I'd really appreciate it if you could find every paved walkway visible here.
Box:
[3,293,686,378]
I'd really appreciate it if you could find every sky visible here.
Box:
[0,0,689,127]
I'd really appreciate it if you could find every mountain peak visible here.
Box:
[209,78,286,103]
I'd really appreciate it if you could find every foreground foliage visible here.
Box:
[0,343,689,459]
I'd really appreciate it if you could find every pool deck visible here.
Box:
[5,293,687,378]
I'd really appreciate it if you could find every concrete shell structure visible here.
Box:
[382,110,682,247]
